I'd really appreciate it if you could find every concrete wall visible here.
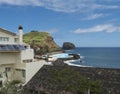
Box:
[0,52,20,64]
[13,63,26,83]
[25,60,49,83]
[21,49,34,62]
[14,69,26,83]
[13,60,50,83]
[0,49,34,64]
[0,64,14,85]
[14,63,26,70]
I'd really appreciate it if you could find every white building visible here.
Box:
[0,26,48,86]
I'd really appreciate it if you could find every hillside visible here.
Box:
[23,31,60,54]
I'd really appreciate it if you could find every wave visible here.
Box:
[64,61,92,67]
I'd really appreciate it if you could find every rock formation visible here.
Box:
[62,42,75,50]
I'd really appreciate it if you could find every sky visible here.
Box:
[0,0,120,47]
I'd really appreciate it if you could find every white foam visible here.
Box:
[64,62,92,67]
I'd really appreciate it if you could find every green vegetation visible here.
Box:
[1,69,102,94]
[23,31,60,55]
[46,68,102,94]
[23,31,50,43]
[0,80,24,94]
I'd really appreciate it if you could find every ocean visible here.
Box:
[65,47,120,69]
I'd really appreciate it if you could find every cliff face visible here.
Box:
[23,31,60,54]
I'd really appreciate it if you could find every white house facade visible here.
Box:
[0,26,49,87]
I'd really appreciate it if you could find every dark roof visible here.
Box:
[0,44,25,52]
[18,25,23,30]
[0,28,16,36]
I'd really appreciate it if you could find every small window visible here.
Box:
[0,37,2,41]
[0,37,9,42]
[14,38,18,42]
[23,59,33,63]
[22,70,25,78]
[5,67,11,72]
[16,69,26,78]
[4,37,9,41]
[0,81,2,87]
[0,74,2,78]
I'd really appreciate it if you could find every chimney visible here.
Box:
[18,25,23,44]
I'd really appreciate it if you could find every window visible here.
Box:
[23,59,33,63]
[22,70,25,78]
[0,37,9,42]
[14,38,18,42]
[0,81,2,87]
[16,69,25,78]
[5,67,11,72]
[0,74,2,78]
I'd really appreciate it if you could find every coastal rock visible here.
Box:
[62,42,75,50]
[52,59,68,66]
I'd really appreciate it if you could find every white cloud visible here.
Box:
[74,24,120,34]
[0,0,43,6]
[0,0,26,5]
[91,3,119,10]
[83,13,104,20]
[0,0,119,13]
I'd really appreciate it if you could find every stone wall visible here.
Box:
[25,65,120,94]
[69,66,120,94]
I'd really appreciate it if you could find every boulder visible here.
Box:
[52,59,68,66]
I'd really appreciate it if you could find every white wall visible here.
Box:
[14,69,26,83]
[13,60,48,84]
[21,49,34,62]
[14,63,26,70]
[25,60,49,83]
[0,64,14,84]
[0,52,20,64]
[0,49,34,64]
[20,49,34,63]
[0,31,16,44]
[13,63,26,83]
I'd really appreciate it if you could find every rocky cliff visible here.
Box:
[23,31,60,54]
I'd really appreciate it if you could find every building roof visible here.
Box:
[0,28,16,36]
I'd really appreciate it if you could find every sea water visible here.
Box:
[65,47,120,69]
